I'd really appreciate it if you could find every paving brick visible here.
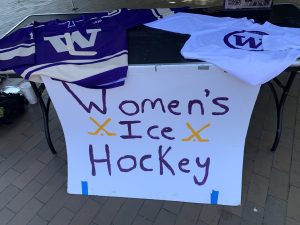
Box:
[20,131,44,152]
[4,121,31,140]
[292,145,300,162]
[241,201,264,225]
[0,208,15,225]
[0,185,19,210]
[281,127,295,144]
[0,151,25,176]
[13,147,43,173]
[54,139,67,154]
[7,180,43,213]
[289,76,299,97]
[175,203,202,225]
[112,198,143,225]
[286,217,300,225]
[269,168,289,200]
[196,220,209,225]
[253,150,273,178]
[138,200,163,221]
[49,208,74,225]
[263,195,287,225]
[283,96,298,129]
[132,216,152,225]
[59,164,67,176]
[23,122,43,139]
[273,142,293,172]
[64,194,88,212]
[90,196,108,205]
[12,161,45,189]
[27,215,48,225]
[294,119,300,141]
[218,211,241,225]
[36,129,62,150]
[38,149,55,164]
[247,174,269,206]
[163,201,183,214]
[58,148,68,161]
[199,205,222,225]
[287,186,300,221]
[291,160,300,187]
[38,185,70,221]
[7,198,43,225]
[258,131,275,149]
[224,184,247,217]
[69,199,101,225]
[93,197,125,225]
[247,117,265,140]
[244,144,258,161]
[0,169,20,192]
[153,208,177,225]
[242,157,254,186]
[0,139,24,159]
[35,157,65,185]
[262,111,276,133]
[35,169,66,203]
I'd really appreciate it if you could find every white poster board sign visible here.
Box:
[43,63,260,205]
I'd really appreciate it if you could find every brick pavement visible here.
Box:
[1,75,300,225]
[1,0,300,224]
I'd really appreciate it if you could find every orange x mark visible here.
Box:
[182,122,210,142]
[88,117,117,136]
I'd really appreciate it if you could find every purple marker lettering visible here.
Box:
[140,155,153,171]
[168,100,181,115]
[158,145,175,175]
[89,144,111,176]
[119,120,142,139]
[178,158,190,173]
[212,97,229,115]
[193,157,210,186]
[117,155,137,172]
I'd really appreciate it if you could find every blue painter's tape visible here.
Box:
[81,181,88,195]
[210,190,219,204]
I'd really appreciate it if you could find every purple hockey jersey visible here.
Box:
[0,26,35,71]
[0,8,181,88]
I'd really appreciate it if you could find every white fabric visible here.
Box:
[146,13,300,85]
[0,46,35,61]
[21,51,128,83]
[262,22,300,50]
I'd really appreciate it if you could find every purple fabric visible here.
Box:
[0,56,34,71]
[1,8,185,88]
[0,26,35,70]
[0,43,34,54]
[24,51,127,79]
[73,66,128,88]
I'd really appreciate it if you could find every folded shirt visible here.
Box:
[146,13,300,85]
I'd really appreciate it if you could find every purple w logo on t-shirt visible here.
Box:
[224,30,268,51]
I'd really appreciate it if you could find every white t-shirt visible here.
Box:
[263,22,300,50]
[146,13,300,85]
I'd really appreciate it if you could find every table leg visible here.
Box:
[267,71,297,152]
[30,82,57,154]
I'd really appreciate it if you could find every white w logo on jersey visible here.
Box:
[44,29,101,56]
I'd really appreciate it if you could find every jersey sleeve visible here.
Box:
[0,25,35,71]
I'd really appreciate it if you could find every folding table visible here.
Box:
[3,3,300,154]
